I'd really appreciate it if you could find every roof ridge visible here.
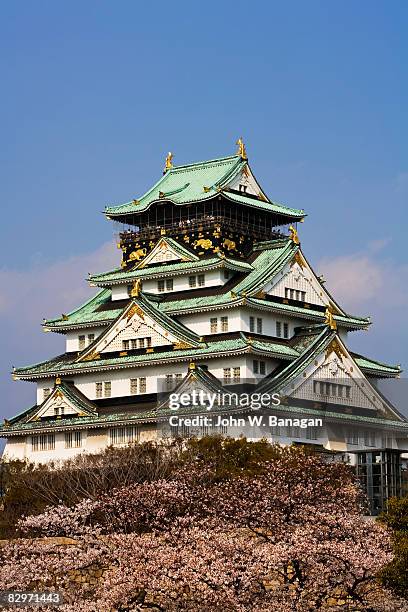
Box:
[170,154,240,171]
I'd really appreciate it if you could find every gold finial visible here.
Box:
[289,225,300,245]
[324,306,337,330]
[189,362,196,370]
[164,151,173,171]
[130,279,142,298]
[56,377,61,385]
[236,137,247,159]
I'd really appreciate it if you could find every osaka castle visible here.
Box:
[2,140,407,512]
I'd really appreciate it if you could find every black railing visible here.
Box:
[118,216,286,245]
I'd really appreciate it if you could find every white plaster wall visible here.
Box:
[66,327,106,352]
[179,309,242,335]
[3,437,26,461]
[36,379,56,405]
[111,269,224,300]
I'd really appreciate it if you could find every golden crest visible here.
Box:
[82,351,100,362]
[289,226,300,245]
[127,303,145,321]
[128,248,146,261]
[193,238,212,250]
[223,238,236,251]
[173,341,192,350]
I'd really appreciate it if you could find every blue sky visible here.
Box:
[0,0,407,420]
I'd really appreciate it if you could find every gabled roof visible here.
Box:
[76,293,203,363]
[257,325,406,422]
[352,353,402,378]
[104,154,304,220]
[13,334,298,380]
[5,381,97,428]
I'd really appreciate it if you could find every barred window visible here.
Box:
[79,335,86,350]
[249,316,255,333]
[139,377,147,393]
[109,426,140,446]
[283,322,289,338]
[189,276,197,288]
[224,269,230,280]
[346,430,359,445]
[74,431,82,448]
[166,374,173,390]
[32,434,55,452]
[306,427,318,440]
[130,379,138,394]
[197,274,205,287]
[276,321,282,337]
[253,360,259,374]
[221,316,228,332]
[65,432,73,448]
[166,279,173,291]
[223,368,231,384]
[233,367,241,383]
[88,334,95,345]
[158,280,165,292]
[104,381,111,398]
[96,382,103,398]
[210,317,218,333]
[259,361,266,375]
[256,317,263,334]
[175,373,183,382]
[364,431,376,447]
[43,388,51,401]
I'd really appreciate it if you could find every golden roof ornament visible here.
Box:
[130,279,142,298]
[324,306,337,330]
[55,377,61,386]
[289,225,300,245]
[164,151,173,172]
[236,137,247,160]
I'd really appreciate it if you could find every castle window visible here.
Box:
[139,377,146,393]
[313,381,351,399]
[346,430,359,445]
[256,317,263,334]
[74,431,82,448]
[197,274,205,287]
[31,434,55,452]
[223,368,231,384]
[306,427,318,440]
[224,269,231,280]
[87,334,95,345]
[239,184,247,193]
[79,335,86,350]
[276,321,282,337]
[158,280,165,292]
[166,374,173,390]
[364,431,376,447]
[109,426,140,446]
[130,379,138,394]
[285,288,306,302]
[221,316,228,332]
[249,316,255,333]
[283,322,289,338]
[54,406,59,416]
[189,276,197,288]
[166,279,173,291]
[123,340,130,350]
[104,382,111,398]
[233,367,241,383]
[210,317,218,333]
[43,388,51,401]
[65,432,72,448]
[96,382,103,398]
[253,360,266,375]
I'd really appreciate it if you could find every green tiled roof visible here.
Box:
[44,288,118,330]
[89,255,253,286]
[14,336,298,380]
[352,354,401,377]
[104,155,304,219]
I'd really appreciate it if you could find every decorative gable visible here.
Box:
[283,337,393,415]
[134,237,197,268]
[77,299,199,360]
[264,252,342,312]
[28,384,95,421]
